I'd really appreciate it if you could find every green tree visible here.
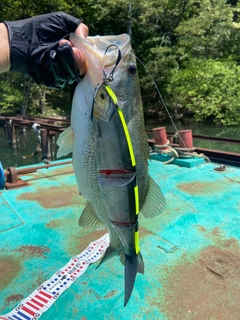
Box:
[0,73,23,114]
[167,58,240,125]
[1,0,240,125]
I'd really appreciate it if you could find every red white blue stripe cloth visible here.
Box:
[0,233,110,320]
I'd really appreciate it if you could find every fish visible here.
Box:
[57,33,166,306]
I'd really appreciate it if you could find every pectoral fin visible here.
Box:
[140,176,166,219]
[79,202,106,230]
[56,125,74,158]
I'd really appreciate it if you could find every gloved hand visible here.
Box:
[4,12,84,89]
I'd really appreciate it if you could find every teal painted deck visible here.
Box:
[0,158,240,319]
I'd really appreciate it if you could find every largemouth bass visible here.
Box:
[57,33,166,306]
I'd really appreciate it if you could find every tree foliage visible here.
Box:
[1,0,240,125]
[167,58,240,125]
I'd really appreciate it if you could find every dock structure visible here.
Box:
[0,115,70,162]
[0,157,240,319]
[146,129,240,167]
[0,115,240,166]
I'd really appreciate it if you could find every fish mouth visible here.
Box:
[70,33,131,67]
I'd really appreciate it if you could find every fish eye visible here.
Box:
[100,92,106,99]
[128,64,137,75]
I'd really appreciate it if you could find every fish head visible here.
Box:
[107,46,140,123]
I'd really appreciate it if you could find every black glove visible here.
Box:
[4,12,82,89]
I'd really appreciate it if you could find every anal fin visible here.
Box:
[96,245,117,269]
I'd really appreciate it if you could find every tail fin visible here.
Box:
[124,252,144,307]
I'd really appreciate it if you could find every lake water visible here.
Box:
[0,124,61,169]
[0,118,239,169]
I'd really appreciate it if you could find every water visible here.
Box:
[0,119,240,170]
[0,125,60,169]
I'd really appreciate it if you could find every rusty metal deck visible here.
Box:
[0,158,240,319]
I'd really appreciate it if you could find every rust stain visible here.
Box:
[45,166,73,176]
[226,177,240,184]
[16,245,50,257]
[197,225,207,233]
[196,226,222,243]
[5,294,24,305]
[26,165,74,178]
[46,219,153,257]
[68,230,107,256]
[45,215,80,229]
[87,289,118,301]
[89,289,101,300]
[30,272,46,291]
[104,290,118,299]
[46,219,62,229]
[18,185,84,209]
[178,181,224,195]
[211,227,221,237]
[65,226,153,257]
[160,244,240,320]
[139,227,154,238]
[0,255,22,290]
[197,226,239,249]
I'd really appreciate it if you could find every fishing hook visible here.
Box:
[102,44,122,85]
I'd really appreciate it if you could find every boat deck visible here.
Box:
[0,157,240,319]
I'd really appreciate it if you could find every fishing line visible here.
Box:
[135,55,239,187]
[135,55,189,149]
[135,56,181,140]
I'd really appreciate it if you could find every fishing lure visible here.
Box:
[92,45,142,306]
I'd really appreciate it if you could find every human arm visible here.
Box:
[0,22,10,73]
[1,12,88,89]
